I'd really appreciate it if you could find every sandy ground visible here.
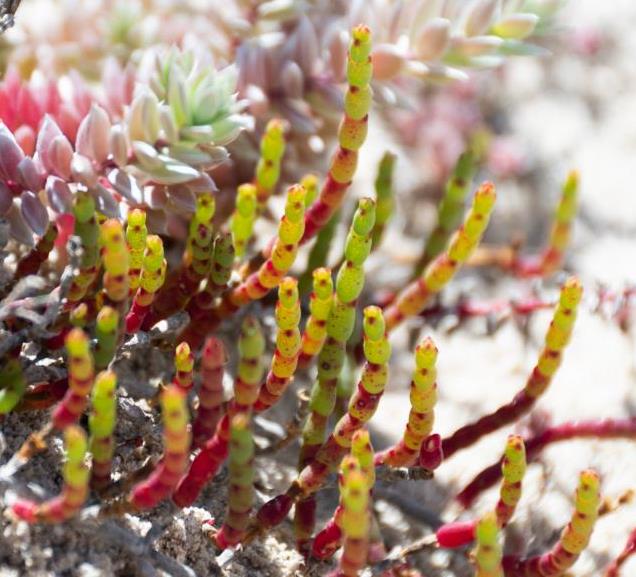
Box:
[2,1,636,576]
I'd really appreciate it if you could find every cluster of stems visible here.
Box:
[384,181,496,331]
[89,370,117,491]
[125,234,167,333]
[312,430,375,561]
[127,385,190,510]
[12,426,89,523]
[52,328,94,430]
[182,232,235,344]
[180,184,306,347]
[302,25,373,243]
[375,336,438,467]
[503,469,600,576]
[254,277,301,412]
[173,317,264,507]
[294,199,375,547]
[442,276,583,460]
[146,192,215,325]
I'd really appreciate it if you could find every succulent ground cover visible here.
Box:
[1,1,636,576]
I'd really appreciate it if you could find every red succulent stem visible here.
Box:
[457,418,636,508]
[605,528,636,577]
[442,391,534,460]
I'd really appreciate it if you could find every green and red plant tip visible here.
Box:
[100,218,130,305]
[52,328,94,430]
[89,370,117,491]
[144,192,216,327]
[127,385,190,510]
[331,455,371,577]
[172,342,194,394]
[436,435,526,549]
[442,276,583,459]
[254,276,301,412]
[298,267,334,368]
[503,469,600,576]
[125,208,148,294]
[125,234,167,334]
[312,430,375,561]
[95,306,119,370]
[302,25,373,243]
[210,413,254,550]
[473,512,504,577]
[384,181,496,331]
[375,336,438,467]
[66,191,100,306]
[230,183,257,260]
[12,426,89,524]
[254,118,286,205]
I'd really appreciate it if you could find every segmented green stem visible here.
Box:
[101,218,130,304]
[414,151,475,277]
[504,470,600,576]
[173,342,194,394]
[372,152,396,249]
[126,208,148,293]
[302,25,373,243]
[128,385,190,510]
[89,370,117,490]
[299,267,334,366]
[125,234,167,333]
[442,277,583,459]
[474,512,504,577]
[375,337,438,467]
[495,435,526,527]
[95,306,119,370]
[254,277,302,412]
[67,192,100,305]
[301,198,376,466]
[230,183,257,259]
[384,182,496,331]
[52,328,95,430]
[212,414,255,550]
[12,426,89,523]
[255,119,286,205]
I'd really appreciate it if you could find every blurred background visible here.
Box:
[1,1,635,576]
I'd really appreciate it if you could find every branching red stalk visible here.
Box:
[457,417,636,508]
